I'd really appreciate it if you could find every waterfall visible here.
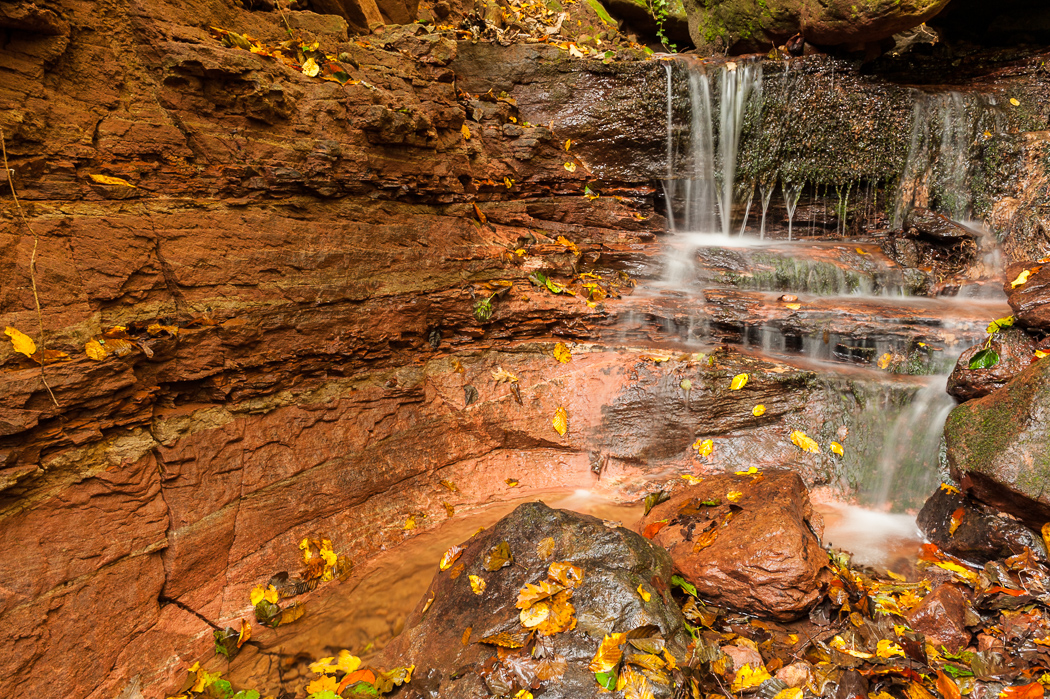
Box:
[662,59,763,237]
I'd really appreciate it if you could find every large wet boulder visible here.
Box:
[945,358,1050,529]
[1005,260,1050,331]
[379,502,689,699]
[683,0,952,53]
[947,327,1035,401]
[917,485,1047,563]
[636,470,830,621]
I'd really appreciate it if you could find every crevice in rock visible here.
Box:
[159,595,223,631]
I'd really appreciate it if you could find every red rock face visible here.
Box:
[635,471,831,621]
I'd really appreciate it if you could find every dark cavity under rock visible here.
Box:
[378,501,689,699]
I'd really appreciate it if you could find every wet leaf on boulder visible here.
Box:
[548,561,584,588]
[643,490,669,516]
[469,575,487,594]
[552,342,572,363]
[949,508,965,535]
[969,348,1000,370]
[537,537,555,559]
[790,430,820,454]
[4,326,36,358]
[1011,270,1034,288]
[987,316,1015,333]
[476,629,531,648]
[752,404,766,416]
[730,373,749,390]
[693,438,713,457]
[517,580,565,609]
[440,544,464,571]
[442,501,455,518]
[89,173,136,187]
[484,541,514,571]
[464,385,479,406]
[830,441,844,456]
[552,406,568,436]
[589,632,627,673]
[461,124,471,140]
[472,202,487,225]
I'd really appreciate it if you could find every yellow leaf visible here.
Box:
[553,342,572,363]
[776,689,804,699]
[876,639,905,658]
[461,123,471,140]
[878,352,893,369]
[637,584,651,602]
[520,603,551,627]
[506,478,519,487]
[564,138,573,151]
[443,501,455,518]
[731,664,773,692]
[548,561,584,588]
[237,619,251,648]
[729,373,749,390]
[306,675,338,695]
[504,177,514,188]
[147,323,178,336]
[588,632,627,673]
[752,404,766,416]
[89,173,136,187]
[337,650,361,674]
[85,338,109,361]
[940,483,960,495]
[934,560,980,586]
[512,691,534,699]
[404,515,416,530]
[681,474,702,484]
[1012,269,1033,287]
[829,635,874,659]
[726,490,743,503]
[440,478,458,492]
[537,536,555,558]
[250,585,266,606]
[309,656,337,674]
[855,248,870,255]
[950,507,965,535]
[1010,97,1021,106]
[830,441,844,456]
[784,303,801,310]
[563,162,577,172]
[302,56,320,77]
[693,438,713,457]
[735,466,759,475]
[1037,350,1050,359]
[5,327,36,358]
[264,584,279,604]
[321,548,337,567]
[1041,523,1050,556]
[552,407,568,436]
[440,544,464,571]
[790,430,820,454]
[469,574,487,594]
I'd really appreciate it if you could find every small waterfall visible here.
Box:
[663,59,763,237]
[893,91,1005,227]
[783,181,802,240]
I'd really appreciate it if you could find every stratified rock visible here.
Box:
[916,486,1047,564]
[905,208,978,241]
[905,583,971,652]
[682,0,952,53]
[947,327,1035,401]
[379,502,689,699]
[1005,261,1050,331]
[636,470,830,621]
[945,358,1050,529]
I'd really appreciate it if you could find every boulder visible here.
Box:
[945,358,1050,530]
[682,0,952,54]
[947,327,1035,401]
[905,583,972,652]
[1005,260,1050,332]
[378,502,690,699]
[636,470,830,621]
[916,486,1047,564]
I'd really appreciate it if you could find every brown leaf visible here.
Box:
[473,202,487,225]
[535,590,576,636]
[517,580,566,609]
[484,541,514,571]
[642,520,668,540]
[536,537,555,559]
[462,626,472,646]
[589,632,627,673]
[548,561,583,588]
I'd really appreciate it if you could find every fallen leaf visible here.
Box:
[301,56,320,77]
[492,366,519,383]
[1010,97,1021,107]
[520,603,551,627]
[1000,684,1043,699]
[829,635,874,659]
[306,675,338,695]
[440,544,464,571]
[726,490,743,503]
[969,347,1001,370]
[642,520,669,540]
[589,633,627,673]
[776,689,804,699]
[752,404,766,416]
[790,430,820,454]
[553,342,572,363]
[506,478,519,487]
[830,441,844,456]
[937,670,961,699]
[517,580,566,609]
[950,508,965,535]
[461,123,471,139]
[440,479,458,492]
[876,639,905,658]
[1012,269,1033,288]
[987,316,1015,333]
[855,248,870,255]
[477,629,530,648]
[784,303,802,310]
[469,575,487,594]
[735,466,759,476]
[404,515,416,531]
[484,541,514,571]
[680,474,702,484]
[548,561,584,588]
[1037,350,1050,359]
[731,664,773,692]
[237,619,251,648]
[878,352,893,369]
[443,501,455,518]
[537,537,556,558]
[4,327,36,358]
[564,162,577,172]
[643,490,670,516]
[1043,523,1050,553]
[310,656,338,674]
[473,202,487,225]
[693,438,713,457]
[552,407,568,436]
[564,138,573,151]
[730,373,749,390]
[637,584,651,602]
[940,483,960,495]
[89,173,136,187]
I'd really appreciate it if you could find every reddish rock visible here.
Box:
[947,327,1035,401]
[1005,260,1050,331]
[905,583,972,653]
[637,470,830,621]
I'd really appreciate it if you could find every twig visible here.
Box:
[1,126,59,407]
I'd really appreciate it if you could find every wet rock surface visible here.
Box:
[905,583,972,653]
[1005,260,1050,331]
[917,486,1047,564]
[947,327,1035,401]
[945,358,1050,530]
[637,470,830,621]
[378,502,689,699]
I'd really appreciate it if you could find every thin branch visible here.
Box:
[1,126,59,407]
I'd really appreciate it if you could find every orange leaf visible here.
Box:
[937,671,961,699]
[949,508,965,536]
[1001,684,1044,699]
[338,669,377,692]
[643,520,669,540]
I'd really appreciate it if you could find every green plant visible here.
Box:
[647,0,678,52]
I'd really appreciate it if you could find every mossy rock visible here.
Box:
[604,0,690,47]
[944,358,1050,529]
